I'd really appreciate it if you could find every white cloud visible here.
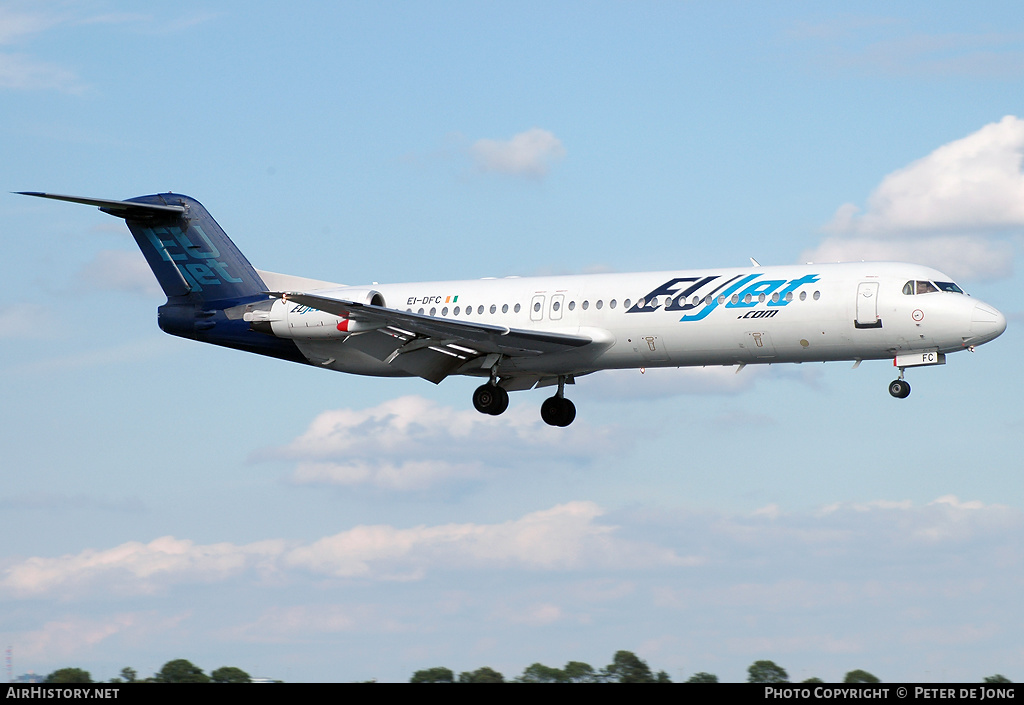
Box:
[830,116,1024,233]
[470,128,566,178]
[805,116,1024,280]
[2,536,286,598]
[284,501,693,578]
[267,395,624,490]
[0,502,691,599]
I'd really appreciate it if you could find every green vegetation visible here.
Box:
[747,659,789,683]
[44,668,92,684]
[844,669,881,683]
[685,672,719,683]
[40,654,1016,683]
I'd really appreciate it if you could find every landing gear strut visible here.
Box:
[888,367,911,399]
[540,376,576,427]
[473,383,509,415]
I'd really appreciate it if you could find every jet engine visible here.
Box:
[244,288,385,339]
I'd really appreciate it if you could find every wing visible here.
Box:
[269,291,599,384]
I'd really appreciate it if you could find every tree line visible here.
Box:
[44,661,255,684]
[411,654,1014,684]
[41,653,1014,683]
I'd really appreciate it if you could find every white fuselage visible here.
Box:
[271,261,1006,380]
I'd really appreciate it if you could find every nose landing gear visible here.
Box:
[888,366,911,399]
[888,379,911,398]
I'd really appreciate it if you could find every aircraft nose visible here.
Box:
[969,302,1007,345]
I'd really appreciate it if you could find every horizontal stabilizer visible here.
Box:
[17,192,185,219]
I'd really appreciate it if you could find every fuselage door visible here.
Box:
[855,282,882,329]
[550,294,564,320]
[530,294,545,322]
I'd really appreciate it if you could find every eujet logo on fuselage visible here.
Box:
[142,225,243,292]
[629,273,820,322]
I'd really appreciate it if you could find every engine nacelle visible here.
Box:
[244,288,386,339]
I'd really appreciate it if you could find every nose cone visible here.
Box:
[969,302,1007,345]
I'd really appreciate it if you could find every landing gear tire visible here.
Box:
[888,379,911,399]
[473,384,509,415]
[540,396,576,427]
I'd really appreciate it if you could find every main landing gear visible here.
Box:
[472,383,509,416]
[471,376,577,426]
[540,395,576,427]
[888,367,911,399]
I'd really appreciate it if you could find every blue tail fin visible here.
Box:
[20,191,267,303]
[20,192,306,363]
[122,193,268,304]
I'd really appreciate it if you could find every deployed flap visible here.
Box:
[271,292,594,356]
[269,291,596,383]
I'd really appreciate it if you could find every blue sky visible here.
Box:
[1,0,1022,683]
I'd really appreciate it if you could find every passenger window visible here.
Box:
[441,307,448,316]
[478,305,484,314]
[596,300,603,310]
[610,299,617,309]
[454,306,460,315]
[624,299,631,309]
[813,291,820,300]
[430,307,436,316]
[514,303,521,313]
[418,308,425,314]
[489,304,496,314]
[799,291,806,301]
[582,301,590,310]
[533,301,541,312]
[552,300,561,312]
[502,304,508,313]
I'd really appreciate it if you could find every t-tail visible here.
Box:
[19,192,305,363]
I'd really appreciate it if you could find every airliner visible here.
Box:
[21,192,1007,427]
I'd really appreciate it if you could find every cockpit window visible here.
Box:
[916,280,939,294]
[935,281,964,294]
[902,281,914,295]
